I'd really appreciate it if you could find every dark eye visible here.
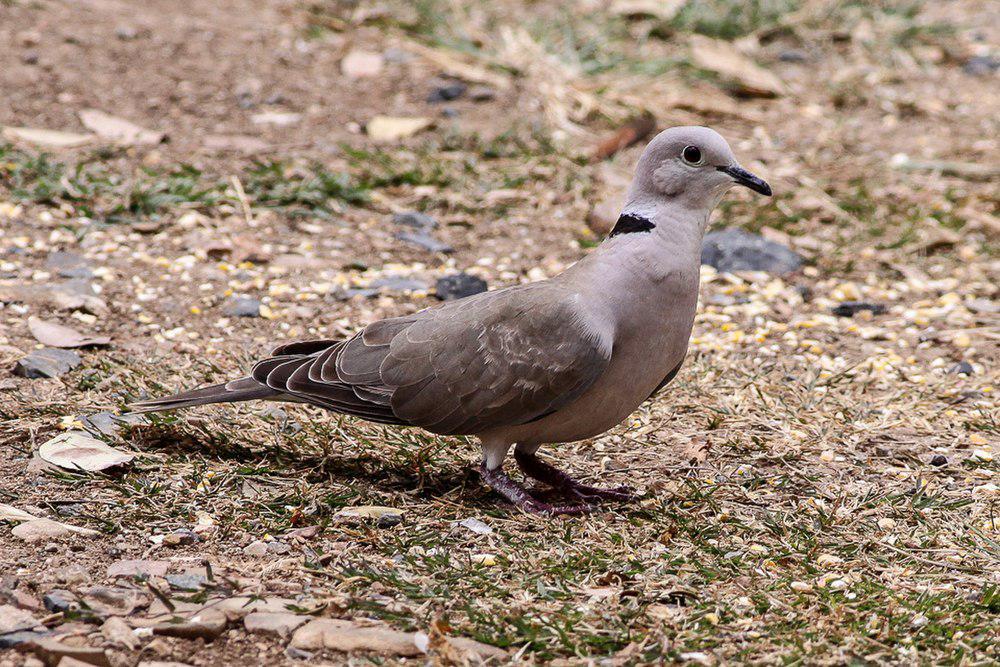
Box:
[682,145,703,165]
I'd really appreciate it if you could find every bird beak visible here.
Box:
[717,165,772,197]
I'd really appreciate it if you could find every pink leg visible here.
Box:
[478,464,593,515]
[513,449,635,503]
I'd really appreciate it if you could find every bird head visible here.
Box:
[627,126,771,215]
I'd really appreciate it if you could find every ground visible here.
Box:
[0,0,998,665]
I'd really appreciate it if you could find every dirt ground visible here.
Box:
[0,0,997,665]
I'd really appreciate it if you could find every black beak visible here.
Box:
[718,165,772,197]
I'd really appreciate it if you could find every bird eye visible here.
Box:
[682,145,703,165]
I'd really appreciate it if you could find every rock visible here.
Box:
[392,210,438,230]
[244,612,308,639]
[266,541,291,555]
[28,317,110,348]
[366,275,430,294]
[930,454,949,467]
[106,560,169,578]
[48,564,91,586]
[366,116,433,142]
[435,273,487,301]
[947,361,974,375]
[587,196,622,236]
[290,619,422,655]
[13,520,76,543]
[152,608,227,642]
[202,134,270,154]
[45,252,92,280]
[0,630,48,649]
[963,55,999,76]
[250,111,302,127]
[27,637,110,667]
[100,616,139,650]
[341,50,384,79]
[81,586,148,616]
[0,604,42,633]
[42,590,79,614]
[701,228,802,274]
[209,596,297,622]
[243,540,269,557]
[13,348,82,379]
[427,82,467,102]
[394,230,453,253]
[830,302,887,318]
[224,296,261,318]
[165,574,207,592]
[162,529,199,547]
[78,411,148,438]
[778,49,808,62]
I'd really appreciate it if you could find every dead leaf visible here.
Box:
[689,35,785,97]
[38,432,134,472]
[403,40,511,90]
[1,126,95,148]
[341,49,384,78]
[366,116,433,142]
[28,317,110,348]
[78,109,164,145]
[592,113,656,161]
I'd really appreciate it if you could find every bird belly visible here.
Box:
[493,326,691,445]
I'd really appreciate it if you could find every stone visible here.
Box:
[368,275,430,293]
[392,211,437,230]
[42,589,79,614]
[427,82,467,103]
[244,612,308,639]
[334,506,404,526]
[81,586,148,616]
[46,252,93,280]
[100,616,139,650]
[13,348,82,379]
[13,520,79,543]
[209,596,297,621]
[0,604,42,634]
[468,86,496,101]
[947,361,974,375]
[243,540,269,557]
[78,412,148,438]
[290,619,422,656]
[106,560,169,579]
[165,574,206,592]
[48,564,91,586]
[224,296,261,318]
[830,302,887,318]
[162,529,199,547]
[963,55,999,76]
[394,230,453,253]
[434,273,487,301]
[27,637,111,667]
[152,608,227,642]
[701,228,803,274]
[0,630,48,649]
[930,454,948,467]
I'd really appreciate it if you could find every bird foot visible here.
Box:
[514,450,636,503]
[478,464,593,515]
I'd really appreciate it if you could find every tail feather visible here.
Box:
[129,377,278,413]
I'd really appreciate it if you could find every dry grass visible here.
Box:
[0,0,997,664]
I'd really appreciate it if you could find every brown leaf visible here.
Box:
[28,317,110,348]
[592,114,656,161]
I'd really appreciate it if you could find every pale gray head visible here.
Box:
[620,126,770,225]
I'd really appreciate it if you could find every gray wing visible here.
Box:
[253,284,612,435]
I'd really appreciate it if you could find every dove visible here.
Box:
[130,126,771,514]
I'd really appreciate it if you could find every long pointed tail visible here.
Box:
[129,377,278,413]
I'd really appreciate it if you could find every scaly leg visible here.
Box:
[514,448,634,503]
[478,464,593,515]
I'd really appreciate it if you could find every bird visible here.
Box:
[130,126,772,515]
